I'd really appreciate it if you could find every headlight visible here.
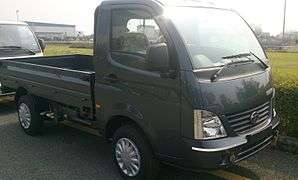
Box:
[194,110,227,140]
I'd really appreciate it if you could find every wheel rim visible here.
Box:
[18,103,31,129]
[115,138,141,177]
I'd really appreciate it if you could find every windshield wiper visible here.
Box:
[211,58,254,82]
[223,52,269,69]
[0,46,36,55]
[222,53,252,60]
[211,59,254,82]
[249,51,269,69]
[211,52,269,82]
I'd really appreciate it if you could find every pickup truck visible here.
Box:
[0,0,280,179]
[0,21,45,99]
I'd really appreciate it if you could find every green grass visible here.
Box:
[268,52,298,138]
[43,44,298,138]
[44,43,93,56]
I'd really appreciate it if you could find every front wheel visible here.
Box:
[17,95,43,135]
[112,125,159,180]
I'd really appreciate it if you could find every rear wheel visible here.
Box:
[112,125,159,180]
[17,95,43,135]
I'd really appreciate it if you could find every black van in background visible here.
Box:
[0,21,44,99]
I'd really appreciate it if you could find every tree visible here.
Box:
[252,24,263,36]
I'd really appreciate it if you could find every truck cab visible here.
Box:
[0,1,279,179]
[94,0,279,170]
[0,21,44,98]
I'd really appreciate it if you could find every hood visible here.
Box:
[198,70,273,115]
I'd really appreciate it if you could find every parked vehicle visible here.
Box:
[0,21,45,99]
[0,1,279,179]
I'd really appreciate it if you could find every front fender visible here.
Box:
[98,103,159,152]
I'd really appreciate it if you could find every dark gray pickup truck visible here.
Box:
[0,0,280,179]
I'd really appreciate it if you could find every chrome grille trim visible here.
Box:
[235,135,273,162]
[227,102,271,134]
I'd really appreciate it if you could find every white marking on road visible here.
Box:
[61,121,101,137]
[210,170,251,180]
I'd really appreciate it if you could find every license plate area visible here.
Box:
[247,126,272,145]
[235,126,273,162]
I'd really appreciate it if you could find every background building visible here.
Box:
[26,21,82,41]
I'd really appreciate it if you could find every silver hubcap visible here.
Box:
[18,103,31,129]
[115,138,141,177]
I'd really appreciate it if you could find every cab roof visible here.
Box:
[0,21,28,25]
[101,0,226,11]
[155,0,218,8]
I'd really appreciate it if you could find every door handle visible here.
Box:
[160,70,177,79]
[103,74,118,83]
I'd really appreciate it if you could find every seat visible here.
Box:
[120,32,150,54]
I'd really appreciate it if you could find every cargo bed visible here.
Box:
[0,55,95,117]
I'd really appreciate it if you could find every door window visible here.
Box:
[110,9,166,71]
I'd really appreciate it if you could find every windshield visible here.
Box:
[166,7,266,69]
[0,24,41,53]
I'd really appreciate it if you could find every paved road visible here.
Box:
[0,101,298,180]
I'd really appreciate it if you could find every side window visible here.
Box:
[111,9,166,70]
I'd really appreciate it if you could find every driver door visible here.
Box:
[95,5,182,157]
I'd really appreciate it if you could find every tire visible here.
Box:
[112,125,159,180]
[17,95,43,135]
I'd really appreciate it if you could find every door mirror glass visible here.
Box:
[38,38,46,52]
[146,43,169,72]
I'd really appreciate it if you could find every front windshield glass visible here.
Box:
[0,24,41,53]
[166,7,266,69]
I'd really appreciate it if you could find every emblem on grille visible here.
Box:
[250,111,260,124]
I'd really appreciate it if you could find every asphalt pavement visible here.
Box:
[0,101,297,180]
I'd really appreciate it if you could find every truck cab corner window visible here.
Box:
[110,9,168,72]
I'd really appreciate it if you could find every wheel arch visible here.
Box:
[15,87,28,103]
[104,115,157,153]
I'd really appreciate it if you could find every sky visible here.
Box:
[0,0,297,35]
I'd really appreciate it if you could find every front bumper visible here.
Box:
[175,117,280,170]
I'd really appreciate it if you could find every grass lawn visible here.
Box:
[268,52,298,138]
[44,44,298,138]
[44,43,93,56]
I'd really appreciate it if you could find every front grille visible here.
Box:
[226,102,271,134]
[235,135,273,162]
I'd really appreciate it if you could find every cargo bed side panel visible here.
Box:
[1,60,94,110]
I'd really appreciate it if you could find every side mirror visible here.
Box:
[38,38,46,52]
[146,43,170,72]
